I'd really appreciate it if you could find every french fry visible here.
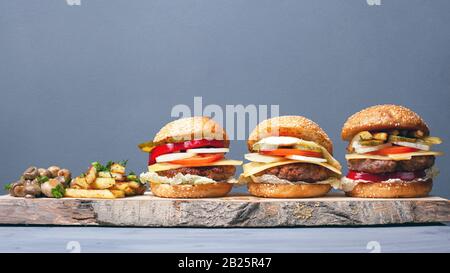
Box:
[86,166,97,184]
[127,181,141,189]
[133,185,146,195]
[110,190,125,198]
[90,177,115,189]
[112,182,145,196]
[128,181,146,195]
[98,171,112,178]
[111,172,125,181]
[70,177,89,189]
[111,182,133,196]
[111,181,128,191]
[64,189,120,199]
[110,163,125,174]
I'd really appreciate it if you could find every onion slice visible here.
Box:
[285,155,327,163]
[392,141,430,151]
[244,153,284,163]
[155,153,196,163]
[186,148,229,154]
[353,142,392,154]
[253,136,302,151]
[256,136,301,146]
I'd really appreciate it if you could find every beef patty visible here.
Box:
[157,165,236,181]
[348,156,435,174]
[256,163,334,182]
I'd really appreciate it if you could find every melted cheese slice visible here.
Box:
[242,160,342,177]
[148,159,243,172]
[345,151,443,161]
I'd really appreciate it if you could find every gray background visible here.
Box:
[0,0,449,197]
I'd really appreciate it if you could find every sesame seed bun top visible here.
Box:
[247,116,333,154]
[341,104,430,141]
[153,116,229,146]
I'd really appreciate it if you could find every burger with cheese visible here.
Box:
[341,105,443,198]
[241,116,342,198]
[138,116,242,198]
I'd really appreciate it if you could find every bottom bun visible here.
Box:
[247,182,331,198]
[345,179,433,198]
[150,182,232,198]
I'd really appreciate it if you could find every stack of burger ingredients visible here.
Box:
[341,104,443,198]
[139,116,242,198]
[241,116,342,198]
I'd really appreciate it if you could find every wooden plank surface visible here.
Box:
[1,225,449,252]
[0,192,449,227]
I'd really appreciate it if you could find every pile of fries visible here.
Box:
[66,161,146,199]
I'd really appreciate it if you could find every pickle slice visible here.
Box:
[294,144,323,153]
[358,131,373,140]
[373,132,388,141]
[422,136,442,145]
[388,135,417,143]
[359,140,385,146]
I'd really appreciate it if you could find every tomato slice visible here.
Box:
[169,153,224,166]
[367,146,419,156]
[261,149,323,158]
[149,139,225,164]
[346,170,426,182]
[183,139,225,150]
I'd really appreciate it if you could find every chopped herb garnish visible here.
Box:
[91,161,102,171]
[92,161,108,172]
[118,160,128,167]
[36,176,49,184]
[4,183,12,191]
[105,161,114,170]
[51,184,65,198]
[127,174,137,181]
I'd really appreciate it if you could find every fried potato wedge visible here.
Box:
[98,171,113,178]
[112,182,146,196]
[110,163,125,174]
[111,172,125,181]
[70,177,89,189]
[64,189,123,199]
[85,166,97,184]
[110,189,126,198]
[90,177,115,189]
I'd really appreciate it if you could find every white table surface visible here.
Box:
[0,224,449,253]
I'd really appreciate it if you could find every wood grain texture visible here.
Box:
[0,193,449,227]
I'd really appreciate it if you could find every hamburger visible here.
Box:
[341,104,443,198]
[138,116,242,198]
[241,116,342,198]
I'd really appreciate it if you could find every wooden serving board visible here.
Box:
[0,193,449,227]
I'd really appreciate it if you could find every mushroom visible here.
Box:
[9,181,26,197]
[22,166,39,180]
[54,176,65,183]
[47,166,61,178]
[38,168,52,178]
[41,178,62,198]
[57,168,72,182]
[23,179,41,198]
